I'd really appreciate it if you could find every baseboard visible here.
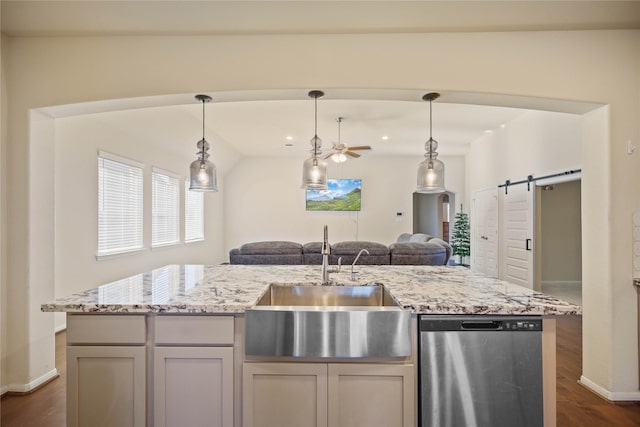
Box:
[54,323,67,334]
[580,375,640,402]
[2,368,59,395]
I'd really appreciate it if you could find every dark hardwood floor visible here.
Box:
[1,316,639,426]
[555,316,640,426]
[1,331,66,427]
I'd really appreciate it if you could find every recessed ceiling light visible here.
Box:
[286,136,293,141]
[500,124,507,128]
[484,130,493,134]
[381,135,389,140]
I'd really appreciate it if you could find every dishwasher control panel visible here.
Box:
[503,319,542,331]
[420,316,543,332]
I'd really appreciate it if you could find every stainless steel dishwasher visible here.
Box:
[419,315,543,427]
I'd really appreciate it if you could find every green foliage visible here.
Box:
[306,189,361,211]
[451,204,471,258]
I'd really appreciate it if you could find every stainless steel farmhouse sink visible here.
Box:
[256,284,398,307]
[245,284,411,358]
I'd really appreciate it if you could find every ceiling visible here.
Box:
[4,1,626,158]
[194,97,530,158]
[3,1,640,36]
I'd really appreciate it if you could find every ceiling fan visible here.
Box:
[323,117,371,163]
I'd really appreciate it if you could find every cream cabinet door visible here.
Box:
[67,346,146,427]
[243,362,328,427]
[327,364,415,427]
[154,346,234,427]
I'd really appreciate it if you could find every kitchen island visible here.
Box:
[42,264,580,427]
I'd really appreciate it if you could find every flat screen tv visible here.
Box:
[306,179,362,211]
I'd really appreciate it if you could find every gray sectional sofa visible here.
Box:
[229,233,451,266]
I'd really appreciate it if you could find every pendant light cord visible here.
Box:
[201,99,206,161]
[429,98,434,160]
[429,98,433,141]
[314,94,318,156]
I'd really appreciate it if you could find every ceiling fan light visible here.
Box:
[331,153,347,163]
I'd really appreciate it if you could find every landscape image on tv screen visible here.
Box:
[306,179,362,211]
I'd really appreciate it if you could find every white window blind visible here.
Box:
[152,169,180,247]
[98,153,144,257]
[185,180,204,242]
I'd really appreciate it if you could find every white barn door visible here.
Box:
[502,184,535,288]
[472,188,499,278]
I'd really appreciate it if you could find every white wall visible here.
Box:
[465,110,582,205]
[466,110,582,291]
[2,30,639,399]
[540,180,582,284]
[54,107,240,329]
[223,155,465,254]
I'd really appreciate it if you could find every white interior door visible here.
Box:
[501,184,535,288]
[472,188,499,278]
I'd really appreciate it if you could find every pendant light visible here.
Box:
[301,90,328,190]
[189,94,217,192]
[416,92,446,194]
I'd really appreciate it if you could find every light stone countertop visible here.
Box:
[41,264,581,315]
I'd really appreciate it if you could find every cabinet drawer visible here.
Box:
[67,314,146,345]
[155,315,234,345]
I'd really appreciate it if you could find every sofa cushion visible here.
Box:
[331,241,390,265]
[238,241,302,255]
[409,233,434,243]
[303,242,326,265]
[331,241,389,256]
[302,242,325,253]
[396,233,413,243]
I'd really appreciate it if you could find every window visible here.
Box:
[185,180,204,242]
[152,169,181,247]
[98,152,144,257]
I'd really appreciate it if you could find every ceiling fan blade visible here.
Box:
[347,146,372,151]
[322,153,335,160]
[345,151,361,158]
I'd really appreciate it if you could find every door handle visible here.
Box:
[525,238,532,251]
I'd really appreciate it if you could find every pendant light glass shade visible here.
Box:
[301,153,328,189]
[301,91,328,190]
[189,95,217,192]
[416,93,446,194]
[417,155,445,193]
[189,139,217,191]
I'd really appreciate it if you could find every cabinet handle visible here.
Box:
[525,238,532,251]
